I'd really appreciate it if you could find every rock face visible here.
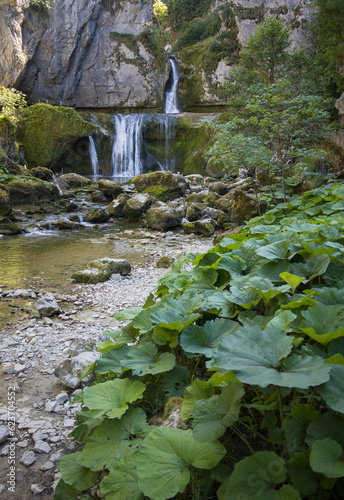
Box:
[1,0,314,109]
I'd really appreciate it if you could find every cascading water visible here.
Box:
[164,57,180,114]
[111,114,147,177]
[88,136,99,176]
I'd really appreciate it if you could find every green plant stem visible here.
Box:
[276,386,284,424]
[232,426,255,455]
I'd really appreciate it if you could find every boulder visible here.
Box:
[106,194,130,218]
[54,220,83,230]
[185,174,204,186]
[204,191,221,207]
[90,190,107,203]
[202,206,223,221]
[0,187,12,217]
[30,167,54,182]
[185,192,208,204]
[55,351,100,389]
[59,173,92,188]
[35,294,61,317]
[123,193,152,220]
[215,188,267,224]
[72,258,131,284]
[84,208,110,223]
[133,171,188,201]
[186,203,206,222]
[0,219,21,235]
[97,179,124,200]
[6,179,59,203]
[156,256,175,268]
[146,204,184,231]
[208,181,229,196]
[183,218,216,237]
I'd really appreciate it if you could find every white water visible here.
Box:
[88,136,99,176]
[111,114,147,177]
[165,57,180,114]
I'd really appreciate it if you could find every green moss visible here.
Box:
[16,103,96,168]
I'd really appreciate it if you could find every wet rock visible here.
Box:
[6,179,59,203]
[35,294,61,317]
[72,258,131,284]
[186,202,206,222]
[30,167,54,182]
[183,218,216,237]
[90,190,108,203]
[0,426,10,444]
[156,256,175,268]
[54,220,83,230]
[59,173,92,188]
[97,179,124,200]
[55,351,100,389]
[215,188,267,224]
[84,207,110,223]
[106,193,130,218]
[69,214,81,223]
[0,218,21,235]
[133,171,188,201]
[0,186,12,217]
[146,204,184,231]
[20,451,36,467]
[123,193,152,220]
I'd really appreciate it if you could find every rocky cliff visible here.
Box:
[0,0,317,109]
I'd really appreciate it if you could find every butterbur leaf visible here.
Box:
[310,438,344,478]
[78,408,149,471]
[203,290,236,317]
[300,303,344,345]
[317,364,344,414]
[192,382,244,441]
[137,428,225,500]
[100,457,143,500]
[180,318,239,357]
[217,451,301,499]
[94,345,130,375]
[255,239,290,261]
[114,307,143,321]
[211,326,330,388]
[279,272,304,291]
[54,479,79,500]
[306,412,344,448]
[122,341,175,376]
[288,451,318,495]
[83,378,145,419]
[59,452,97,491]
[266,310,297,332]
[181,379,215,422]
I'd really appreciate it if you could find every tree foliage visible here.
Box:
[153,0,168,26]
[0,87,27,125]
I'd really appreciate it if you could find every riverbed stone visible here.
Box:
[90,190,107,203]
[145,204,184,231]
[0,187,12,217]
[185,192,208,204]
[106,193,130,218]
[84,207,110,223]
[20,451,36,467]
[123,193,152,220]
[0,426,10,444]
[209,181,229,196]
[55,351,100,389]
[6,179,59,203]
[31,167,54,182]
[59,173,92,188]
[183,218,216,237]
[35,294,61,317]
[0,217,21,235]
[34,441,51,454]
[133,171,188,201]
[54,219,83,230]
[72,258,131,283]
[97,179,124,200]
[186,202,206,222]
[156,256,175,268]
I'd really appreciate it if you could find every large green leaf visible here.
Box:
[306,412,344,448]
[122,341,175,376]
[266,310,297,332]
[136,428,225,500]
[217,451,301,499]
[114,307,143,321]
[181,379,215,422]
[83,379,145,419]
[54,479,79,500]
[300,303,344,345]
[192,382,244,441]
[180,318,239,357]
[59,452,97,491]
[288,451,318,496]
[78,408,150,471]
[216,254,247,277]
[255,239,290,261]
[100,457,144,500]
[203,290,236,318]
[211,326,330,388]
[94,345,130,375]
[317,364,344,414]
[310,438,344,478]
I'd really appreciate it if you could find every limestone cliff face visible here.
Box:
[1,0,315,109]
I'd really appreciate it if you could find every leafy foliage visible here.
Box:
[0,87,27,125]
[56,184,344,499]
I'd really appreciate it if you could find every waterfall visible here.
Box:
[111,114,147,177]
[88,136,99,176]
[165,57,180,114]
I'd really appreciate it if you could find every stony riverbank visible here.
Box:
[0,236,212,499]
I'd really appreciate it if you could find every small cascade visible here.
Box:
[88,136,99,176]
[111,114,148,177]
[165,57,180,114]
[51,174,64,195]
[156,114,176,171]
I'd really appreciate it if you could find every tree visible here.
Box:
[153,0,168,26]
[241,16,291,84]
[0,87,27,125]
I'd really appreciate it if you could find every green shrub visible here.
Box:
[175,13,221,50]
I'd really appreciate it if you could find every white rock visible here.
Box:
[34,441,51,454]
[41,461,55,471]
[31,483,45,495]
[20,451,36,467]
[0,426,10,444]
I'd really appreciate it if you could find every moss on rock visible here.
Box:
[5,178,59,203]
[16,104,96,168]
[0,186,12,217]
[133,171,187,201]
[183,218,216,236]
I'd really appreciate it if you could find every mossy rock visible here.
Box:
[204,191,221,207]
[0,186,12,217]
[123,193,152,220]
[106,194,130,218]
[16,103,96,168]
[209,181,229,196]
[90,190,107,203]
[59,173,92,188]
[156,256,175,268]
[6,178,59,203]
[72,258,131,284]
[183,218,216,237]
[185,192,208,204]
[84,208,110,223]
[0,217,21,235]
[30,166,54,181]
[146,204,184,231]
[97,179,124,200]
[133,171,187,201]
[215,188,267,224]
[186,202,206,222]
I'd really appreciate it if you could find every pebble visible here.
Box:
[31,484,45,495]
[20,451,36,466]
[41,460,55,471]
[0,426,10,444]
[34,441,52,454]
